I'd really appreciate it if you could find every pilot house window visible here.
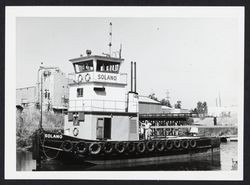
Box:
[74,60,93,73]
[77,88,83,97]
[96,60,120,73]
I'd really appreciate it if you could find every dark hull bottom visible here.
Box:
[85,147,220,165]
[38,147,221,171]
[33,131,221,170]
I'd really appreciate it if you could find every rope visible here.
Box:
[39,132,63,160]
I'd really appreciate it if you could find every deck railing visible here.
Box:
[68,99,138,112]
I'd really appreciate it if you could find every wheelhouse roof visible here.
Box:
[69,55,124,64]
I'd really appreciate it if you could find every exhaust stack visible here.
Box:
[134,62,136,93]
[127,61,138,113]
[130,61,137,93]
[131,61,133,92]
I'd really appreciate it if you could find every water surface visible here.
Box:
[16,141,238,171]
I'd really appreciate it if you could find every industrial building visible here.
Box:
[16,86,37,109]
[16,67,70,112]
[138,96,162,114]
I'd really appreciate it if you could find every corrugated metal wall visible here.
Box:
[139,103,162,114]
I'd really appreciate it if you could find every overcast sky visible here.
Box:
[16,17,243,109]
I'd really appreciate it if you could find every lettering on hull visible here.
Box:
[44,133,63,139]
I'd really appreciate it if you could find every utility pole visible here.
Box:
[39,70,43,130]
[219,92,222,107]
[166,90,170,101]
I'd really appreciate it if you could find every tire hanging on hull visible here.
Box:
[174,140,181,149]
[62,140,73,152]
[103,142,114,154]
[136,142,146,154]
[156,141,165,152]
[127,142,136,153]
[146,141,155,152]
[165,140,173,150]
[89,142,102,155]
[115,142,126,154]
[189,139,197,148]
[181,140,189,149]
[75,141,88,154]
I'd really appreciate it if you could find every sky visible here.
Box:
[16,17,243,109]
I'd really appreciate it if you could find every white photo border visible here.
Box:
[5,6,244,180]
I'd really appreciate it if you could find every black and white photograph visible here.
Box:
[5,6,244,180]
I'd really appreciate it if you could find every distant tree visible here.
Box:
[191,108,198,114]
[174,100,182,109]
[197,101,203,114]
[160,98,172,108]
[196,101,208,117]
[203,102,208,115]
[148,93,158,101]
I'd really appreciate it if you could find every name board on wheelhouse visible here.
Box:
[96,73,118,82]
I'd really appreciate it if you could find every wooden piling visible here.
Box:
[32,130,41,170]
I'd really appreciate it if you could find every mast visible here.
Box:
[39,70,43,130]
[109,22,112,56]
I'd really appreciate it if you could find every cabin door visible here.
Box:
[96,118,111,139]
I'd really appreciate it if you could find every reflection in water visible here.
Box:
[16,142,237,171]
[16,151,36,171]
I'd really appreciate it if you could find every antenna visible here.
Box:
[119,44,122,58]
[109,22,112,56]
[219,92,221,107]
[166,90,170,101]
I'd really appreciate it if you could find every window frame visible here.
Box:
[77,88,83,97]
[96,60,120,74]
[74,60,94,73]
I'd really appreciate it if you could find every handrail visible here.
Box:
[68,99,138,112]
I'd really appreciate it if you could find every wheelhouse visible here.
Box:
[64,52,139,141]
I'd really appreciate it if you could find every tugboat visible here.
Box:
[32,49,221,167]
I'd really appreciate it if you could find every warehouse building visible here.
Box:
[16,67,70,112]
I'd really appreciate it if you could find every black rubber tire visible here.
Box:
[137,142,146,154]
[89,142,102,155]
[103,142,114,154]
[156,141,165,152]
[75,141,88,154]
[181,140,189,149]
[189,139,197,148]
[62,140,73,152]
[146,141,155,152]
[115,142,126,154]
[165,140,173,150]
[127,142,136,153]
[174,140,181,149]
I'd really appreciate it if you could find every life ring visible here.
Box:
[189,140,197,148]
[73,128,79,136]
[136,142,146,154]
[103,142,114,154]
[85,73,91,82]
[165,140,173,150]
[127,142,136,153]
[156,141,165,152]
[75,141,88,154]
[181,140,189,149]
[174,140,181,149]
[89,142,102,155]
[115,142,126,154]
[146,141,155,152]
[78,74,83,83]
[62,140,73,152]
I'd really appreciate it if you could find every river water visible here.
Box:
[16,141,238,171]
